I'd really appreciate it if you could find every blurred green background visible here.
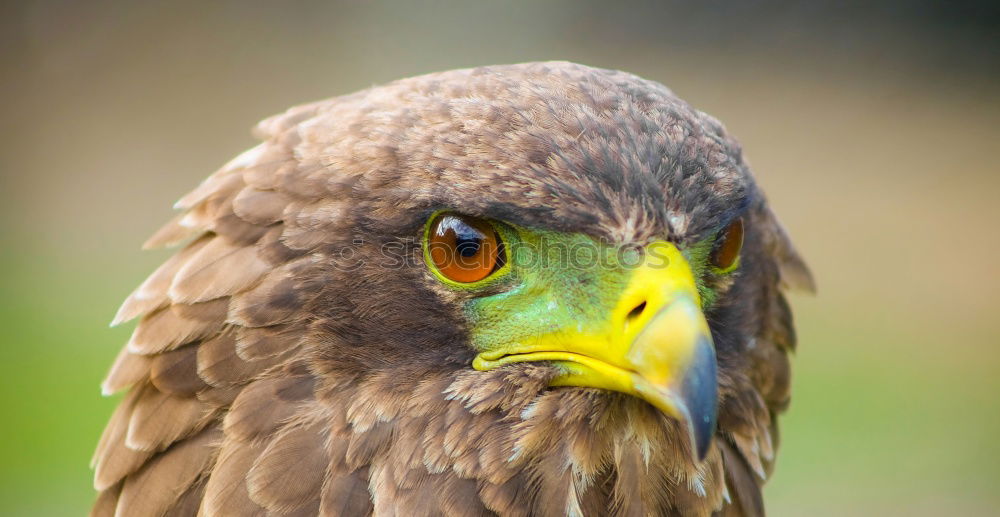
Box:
[2,1,998,515]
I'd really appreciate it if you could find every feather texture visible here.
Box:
[93,62,809,517]
[113,236,211,326]
[115,427,220,517]
[168,236,270,304]
[246,418,327,514]
[200,438,267,516]
[127,299,227,355]
[102,347,152,395]
[125,386,213,452]
[93,390,153,490]
[149,345,208,396]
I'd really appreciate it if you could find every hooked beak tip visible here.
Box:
[680,334,718,461]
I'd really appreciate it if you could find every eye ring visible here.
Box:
[709,217,743,273]
[424,213,507,285]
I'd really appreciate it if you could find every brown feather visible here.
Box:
[319,466,374,517]
[762,208,815,293]
[227,258,315,328]
[478,474,531,517]
[344,421,393,472]
[610,436,652,517]
[102,347,151,395]
[126,386,213,452]
[234,324,304,360]
[174,196,228,235]
[200,437,267,517]
[150,344,208,396]
[252,102,322,141]
[196,384,244,408]
[162,476,207,517]
[280,198,348,250]
[232,187,291,226]
[213,211,272,246]
[255,226,307,266]
[112,235,211,326]
[224,374,316,443]
[90,482,121,517]
[730,430,766,482]
[246,418,327,514]
[93,390,153,490]
[241,160,293,192]
[115,427,220,517]
[142,212,205,250]
[168,236,270,304]
[174,170,244,211]
[196,330,291,388]
[718,439,764,517]
[127,299,228,355]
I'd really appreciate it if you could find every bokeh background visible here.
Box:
[2,1,998,515]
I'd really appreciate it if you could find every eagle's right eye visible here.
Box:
[426,214,505,284]
[709,217,744,273]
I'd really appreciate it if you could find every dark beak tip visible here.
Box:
[692,412,715,461]
[683,335,719,462]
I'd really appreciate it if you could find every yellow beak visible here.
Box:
[473,241,718,459]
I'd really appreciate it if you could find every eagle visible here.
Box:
[91,62,813,517]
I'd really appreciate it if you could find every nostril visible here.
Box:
[626,301,647,322]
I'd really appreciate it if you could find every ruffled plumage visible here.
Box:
[92,62,810,517]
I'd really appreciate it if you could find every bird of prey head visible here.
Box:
[92,62,812,516]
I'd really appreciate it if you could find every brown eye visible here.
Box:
[710,218,744,271]
[427,214,503,283]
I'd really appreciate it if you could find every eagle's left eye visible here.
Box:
[709,217,744,272]
[426,214,505,284]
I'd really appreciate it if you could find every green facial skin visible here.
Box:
[427,222,728,356]
[424,217,733,460]
[464,227,629,355]
[685,235,736,309]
